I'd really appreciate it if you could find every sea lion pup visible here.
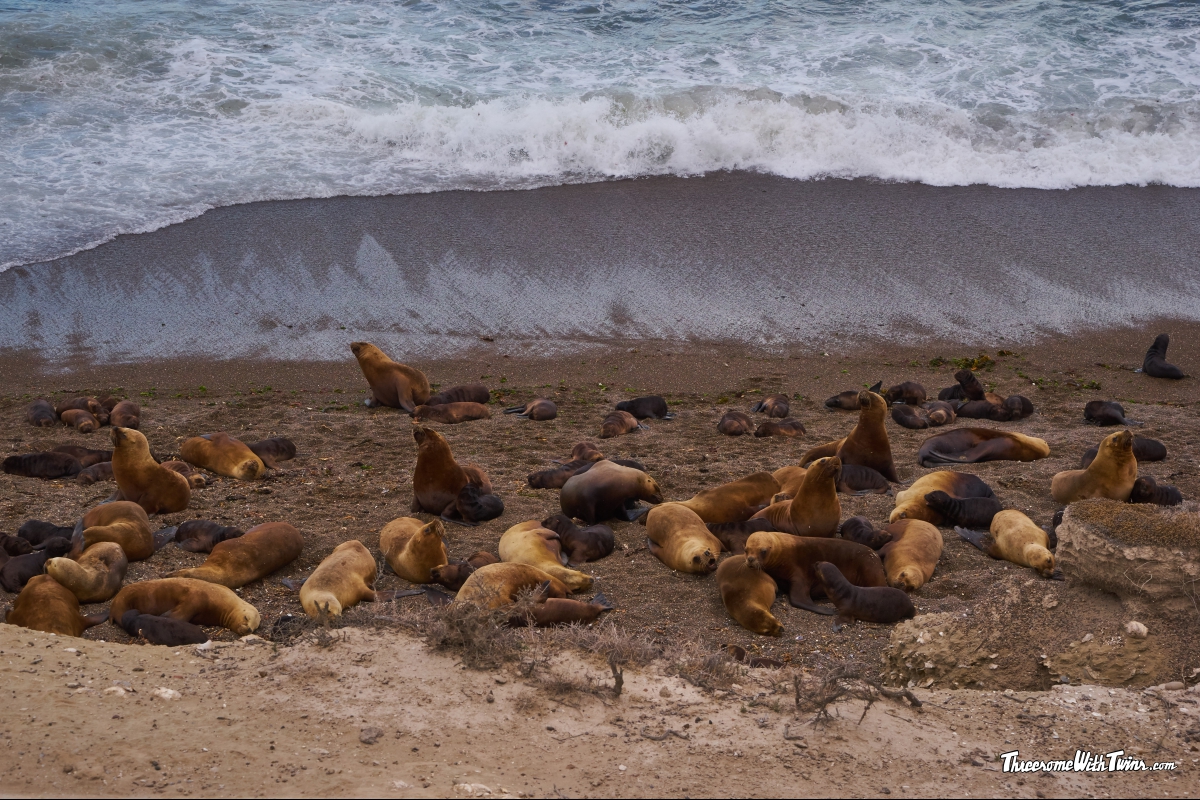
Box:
[0,534,33,560]
[1084,400,1142,427]
[59,408,100,433]
[506,593,614,628]
[716,555,782,636]
[751,393,790,418]
[456,484,505,524]
[110,427,190,514]
[889,471,996,525]
[1004,395,1034,420]
[0,538,72,593]
[754,418,805,438]
[350,341,431,412]
[924,400,957,425]
[503,399,558,421]
[413,402,492,424]
[168,521,303,589]
[951,368,987,401]
[644,503,722,574]
[411,425,475,518]
[109,577,261,634]
[955,509,1056,578]
[706,518,774,555]
[74,500,156,561]
[891,404,932,429]
[717,410,755,436]
[180,432,266,481]
[160,460,207,489]
[246,437,297,469]
[173,520,245,554]
[107,399,141,429]
[26,398,57,427]
[921,490,1002,528]
[838,517,892,550]
[51,445,111,467]
[599,410,644,439]
[883,382,927,406]
[800,390,899,482]
[119,611,208,646]
[917,428,1050,467]
[837,464,891,495]
[380,517,448,583]
[752,457,841,538]
[45,542,128,603]
[1051,430,1137,504]
[69,461,108,486]
[675,472,781,524]
[616,395,671,420]
[826,381,882,411]
[499,521,593,591]
[430,551,499,592]
[540,514,615,565]
[526,443,605,489]
[55,395,102,416]
[877,519,942,592]
[426,383,490,406]
[955,400,1011,422]
[772,465,808,497]
[455,563,569,609]
[5,575,108,637]
[1081,436,1165,467]
[17,520,73,547]
[1129,475,1183,506]
[744,531,887,615]
[2,451,82,479]
[301,540,379,618]
[816,562,915,624]
[561,460,662,524]
[1143,333,1185,379]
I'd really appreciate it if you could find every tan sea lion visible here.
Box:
[427,383,490,406]
[499,520,593,591]
[180,432,265,480]
[503,399,558,421]
[45,542,128,603]
[167,521,303,589]
[5,575,108,637]
[380,517,448,584]
[455,563,569,609]
[60,408,99,433]
[26,398,57,427]
[300,540,379,618]
[744,530,887,615]
[754,419,805,437]
[56,396,104,419]
[599,410,643,438]
[674,472,781,524]
[413,402,492,424]
[751,457,841,537]
[108,399,141,429]
[109,577,261,634]
[800,390,898,482]
[644,503,722,574]
[560,459,662,524]
[111,427,190,514]
[889,471,998,526]
[350,341,431,412]
[917,428,1050,467]
[716,555,782,636]
[717,410,755,436]
[772,465,808,498]
[1051,430,1137,504]
[877,519,942,592]
[73,500,155,561]
[956,509,1056,578]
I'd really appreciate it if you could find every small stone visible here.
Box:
[392,781,410,789]
[359,726,383,745]
[659,687,671,698]
[1081,633,1094,643]
[880,789,890,795]
[1125,621,1149,639]
[239,634,265,644]
[971,758,983,767]
[152,688,181,701]
[66,682,80,689]
[103,687,125,697]
[1160,681,1186,691]
[486,691,494,704]
[493,676,507,685]
[618,765,627,772]
[1041,595,1058,609]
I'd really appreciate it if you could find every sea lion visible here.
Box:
[0,533,33,558]
[109,578,261,634]
[1084,400,1141,427]
[924,400,957,425]
[644,503,722,574]
[717,410,755,436]
[55,396,103,416]
[51,445,111,467]
[1051,430,1137,504]
[118,611,207,646]
[675,472,781,524]
[706,518,774,555]
[955,400,1011,422]
[110,427,190,514]
[744,531,887,615]
[921,490,1002,528]
[952,369,987,401]
[426,383,490,406]
[499,521,593,591]
[455,563,569,609]
[838,516,892,550]
[1143,333,1185,379]
[45,542,128,603]
[0,538,71,593]
[540,514,615,565]
[956,509,1056,578]
[716,555,782,636]
[883,382,926,406]
[1081,436,1165,467]
[891,404,932,429]
[1004,395,1034,420]
[413,402,492,424]
[5,575,108,637]
[526,442,606,489]
[938,384,965,401]
[429,551,499,592]
[161,460,207,489]
[411,426,479,519]
[2,452,82,479]
[917,428,1050,467]
[300,540,379,618]
[380,517,448,584]
[455,484,505,523]
[816,562,915,624]
[26,398,57,427]
[108,400,141,429]
[73,501,157,561]
[751,394,790,418]
[561,460,662,524]
[751,457,841,538]
[167,521,303,589]
[826,381,882,410]
[877,519,942,591]
[600,410,644,438]
[890,471,997,525]
[503,399,558,421]
[17,520,73,547]
[754,419,805,438]
[59,409,99,433]
[1129,475,1182,506]
[772,465,808,498]
[180,433,266,481]
[616,396,671,419]
[800,390,899,482]
[837,464,891,495]
[173,520,245,554]
[246,437,297,468]
[505,594,614,628]
[350,341,431,412]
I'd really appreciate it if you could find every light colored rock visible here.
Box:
[1125,621,1149,638]
[152,687,181,701]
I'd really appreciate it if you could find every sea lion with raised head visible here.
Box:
[816,562,915,624]
[111,427,190,514]
[675,472,781,524]
[1129,475,1182,506]
[503,399,558,421]
[616,395,671,420]
[877,519,943,592]
[455,563,569,609]
[752,457,841,538]
[0,538,72,593]
[108,399,141,429]
[380,517,448,584]
[350,341,431,412]
[429,551,499,592]
[413,402,492,424]
[717,410,755,436]
[1081,436,1165,468]
[1143,333,1185,379]
[246,437,297,468]
[838,516,892,550]
[411,426,479,519]
[26,398,57,427]
[181,432,266,481]
[883,382,927,406]
[754,419,805,438]
[560,460,662,524]
[717,555,782,636]
[540,514,615,565]
[300,540,379,618]
[168,521,303,589]
[1084,400,1141,427]
[751,393,790,418]
[801,391,899,482]
[5,575,108,637]
[109,577,261,634]
[1051,430,1137,504]
[73,501,157,561]
[427,383,490,406]
[956,509,1056,578]
[59,409,99,433]
[3,451,82,479]
[45,542,128,603]
[500,520,593,591]
[889,471,997,526]
[173,520,245,554]
[743,531,887,615]
[917,428,1050,468]
[119,611,208,646]
[644,503,722,574]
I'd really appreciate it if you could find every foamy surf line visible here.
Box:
[2,173,1199,364]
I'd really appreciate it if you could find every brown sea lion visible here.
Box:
[56,396,104,419]
[644,503,722,574]
[51,445,111,467]
[540,514,615,565]
[173,520,245,554]
[921,490,1001,528]
[800,390,898,482]
[455,484,504,523]
[3,452,82,479]
[717,410,755,436]
[1004,395,1034,420]
[706,518,774,555]
[111,427,190,514]
[924,400,957,425]
[503,399,558,420]
[45,542,128,603]
[1084,400,1141,427]
[427,383,490,406]
[1143,333,1185,379]
[826,381,882,410]
[751,393,790,418]
[505,593,614,628]
[526,442,605,489]
[109,578,261,634]
[5,575,108,637]
[890,471,997,525]
[883,382,926,406]
[675,472,781,524]
[0,538,72,593]
[413,402,492,424]
[917,428,1050,468]
[180,433,266,481]
[74,501,156,561]
[560,460,662,524]
[955,400,1011,421]
[952,369,986,401]
[1129,476,1182,506]
[599,410,644,438]
[1,533,34,557]
[161,460,207,489]
[616,395,671,419]
[59,409,99,433]
[956,509,1056,578]
[300,540,379,618]
[429,551,499,592]
[754,419,805,438]
[26,398,57,427]
[380,517,448,583]
[1051,430,1137,504]
[717,555,782,636]
[837,464,891,495]
[455,563,569,609]
[1081,436,1165,467]
[752,457,841,538]
[17,520,72,547]
[246,437,297,468]
[877,519,942,592]
[350,341,431,412]
[838,516,892,550]
[816,562,915,624]
[167,521,303,589]
[108,399,141,429]
[118,611,207,646]
[411,425,474,518]
[744,531,887,615]
[499,521,593,591]
[772,465,808,497]
[891,404,931,429]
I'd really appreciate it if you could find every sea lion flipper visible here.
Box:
[954,526,994,554]
[645,537,662,558]
[591,592,614,611]
[619,504,650,522]
[502,406,525,414]
[153,526,178,552]
[82,611,109,629]
[423,586,454,607]
[868,381,882,393]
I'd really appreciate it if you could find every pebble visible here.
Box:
[359,726,383,745]
[152,687,181,701]
[1125,621,1149,639]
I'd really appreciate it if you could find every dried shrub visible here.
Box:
[384,599,522,670]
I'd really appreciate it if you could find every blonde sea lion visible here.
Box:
[744,530,887,615]
[161,460,207,489]
[300,540,379,618]
[167,521,303,589]
[413,402,492,424]
[499,520,593,591]
[109,577,261,634]
[60,408,99,433]
[560,460,662,524]
[890,471,998,526]
[73,500,155,561]
[877,519,942,592]
[674,472,781,524]
[350,341,431,412]
[45,542,128,603]
[599,410,643,439]
[5,575,108,637]
[751,457,841,537]
[1051,430,1137,504]
[644,503,722,574]
[455,563,569,609]
[380,517,448,584]
[716,555,782,636]
[800,390,898,482]
[111,427,190,514]
[180,432,265,480]
[956,509,1057,578]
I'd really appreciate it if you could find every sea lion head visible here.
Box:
[809,456,842,485]
[111,426,151,458]
[225,600,262,635]
[744,531,778,571]
[638,473,664,505]
[1101,429,1134,460]
[350,341,385,364]
[890,566,924,593]
[860,390,887,419]
[1026,545,1055,578]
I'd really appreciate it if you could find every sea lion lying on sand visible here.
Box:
[917,428,1049,467]
[717,411,755,436]
[503,399,558,420]
[751,393,790,418]
[426,383,490,406]
[1084,400,1141,427]
[560,460,662,524]
[616,396,672,419]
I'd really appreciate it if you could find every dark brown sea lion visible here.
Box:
[744,531,887,615]
[1143,333,1185,379]
[168,521,303,589]
[891,404,932,429]
[801,390,899,482]
[937,384,965,401]
[0,538,71,592]
[427,383,490,406]
[717,411,755,436]
[883,382,926,406]
[751,393,790,418]
[1128,475,1182,506]
[55,396,104,419]
[921,490,1001,528]
[561,460,662,524]
[3,452,82,479]
[837,516,892,550]
[1051,430,1137,504]
[173,520,245,554]
[45,542,128,603]
[956,400,1011,421]
[59,409,99,433]
[616,395,671,419]
[51,445,111,467]
[246,437,297,468]
[706,518,774,555]
[429,551,500,592]
[890,471,997,525]
[456,483,505,523]
[109,578,261,634]
[540,514,615,565]
[301,540,379,618]
[644,503,722,574]
[675,471,781,524]
[1081,436,1165,467]
[826,381,881,410]
[161,460,207,489]
[924,400,957,425]
[1004,395,1034,420]
[527,460,599,490]
[717,555,782,636]
[108,399,141,429]
[877,519,942,591]
[413,402,492,424]
[600,410,644,439]
[503,399,558,420]
[837,464,891,495]
[111,427,190,514]
[5,575,108,637]
[17,520,72,547]
[411,425,474,518]
[26,398,57,427]
[754,418,805,437]
[816,562,915,624]
[1084,400,1141,427]
[917,428,1050,467]
[119,611,208,646]
[953,369,987,401]
[350,341,431,412]
[505,593,614,628]
[1,533,34,557]
[181,432,265,480]
[956,510,1056,578]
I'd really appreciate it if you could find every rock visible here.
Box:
[883,613,993,689]
[1125,621,1149,638]
[1042,634,1165,688]
[392,780,410,789]
[359,726,383,745]
[152,688,181,701]
[103,686,126,697]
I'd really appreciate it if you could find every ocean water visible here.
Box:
[3,0,1200,270]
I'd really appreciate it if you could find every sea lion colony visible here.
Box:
[0,335,1189,643]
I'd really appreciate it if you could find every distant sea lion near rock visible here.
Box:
[181,433,266,481]
[17,520,73,547]
[246,437,296,468]
[6,575,108,637]
[413,402,492,424]
[816,562,915,624]
[837,464,891,495]
[1081,436,1165,468]
[52,445,112,467]
[883,382,926,406]
[705,518,774,555]
[890,471,997,526]
[46,542,127,603]
[838,517,892,550]
[429,551,499,592]
[717,411,755,436]
[503,399,558,420]
[1084,400,1141,427]
[917,428,1050,468]
[111,427,190,514]
[119,610,208,646]
[717,555,782,636]
[107,400,141,429]
[26,398,57,427]
[73,500,158,561]
[754,419,805,438]
[744,531,887,615]
[168,521,303,589]
[455,484,505,523]
[921,490,1002,528]
[0,538,71,592]
[750,393,790,418]
[1142,333,1185,379]
[350,341,431,412]
[561,460,662,524]
[826,381,881,410]
[3,451,82,479]
[878,519,942,591]
[109,578,261,634]
[506,593,614,628]
[301,540,379,618]
[752,457,841,538]
[426,383,490,406]
[380,517,448,584]
[1051,430,1137,504]
[801,390,899,482]
[616,396,671,420]
[173,520,245,554]
[675,472,780,524]
[540,514,615,565]
[59,409,99,433]
[644,503,722,574]
[599,410,644,439]
[956,509,1057,578]
[455,563,569,609]
[1129,475,1182,506]
[500,521,593,591]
